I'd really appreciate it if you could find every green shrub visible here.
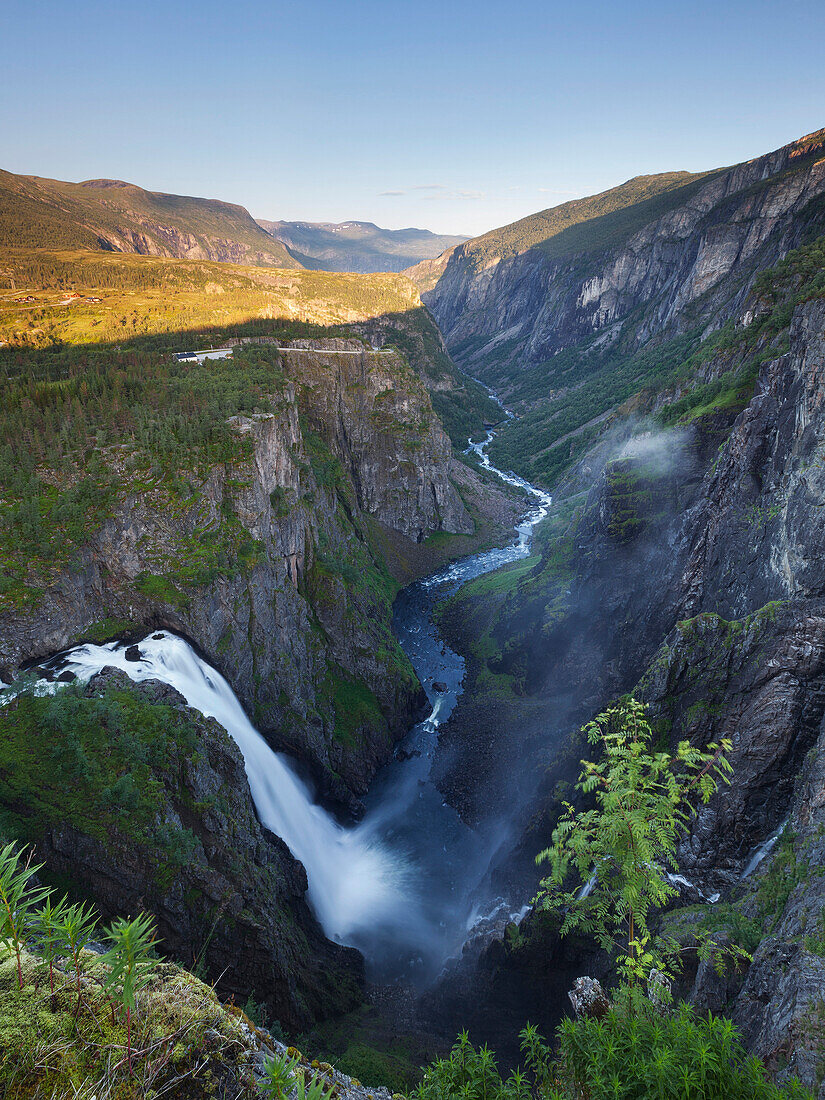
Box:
[416,1008,811,1100]
[556,1003,811,1099]
[803,907,825,957]
[415,1031,531,1100]
[535,697,734,985]
[262,1050,300,1098]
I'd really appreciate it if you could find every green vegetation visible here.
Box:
[415,1012,809,1100]
[0,248,436,349]
[604,458,671,543]
[804,907,825,957]
[0,167,299,267]
[0,246,496,611]
[434,497,580,700]
[754,828,810,930]
[552,1005,811,1098]
[658,363,759,426]
[416,1030,531,1100]
[0,334,289,609]
[486,225,825,489]
[259,1050,334,1100]
[535,698,735,984]
[101,911,160,1069]
[455,172,713,270]
[334,1042,417,1093]
[377,305,502,446]
[262,1050,302,1098]
[0,842,225,1096]
[298,1000,434,1095]
[1,937,262,1098]
[0,681,204,887]
[414,696,809,1099]
[487,329,703,486]
[0,842,51,989]
[661,900,764,958]
[74,617,142,644]
[324,669,386,748]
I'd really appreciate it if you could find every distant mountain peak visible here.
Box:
[257,218,468,273]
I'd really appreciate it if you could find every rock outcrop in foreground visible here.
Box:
[1,939,391,1099]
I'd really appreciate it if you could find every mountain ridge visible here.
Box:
[413,127,825,380]
[0,168,301,268]
[259,218,467,273]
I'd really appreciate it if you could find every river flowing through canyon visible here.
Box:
[12,427,552,986]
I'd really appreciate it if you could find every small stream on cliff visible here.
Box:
[13,425,552,986]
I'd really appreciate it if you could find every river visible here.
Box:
[8,427,552,985]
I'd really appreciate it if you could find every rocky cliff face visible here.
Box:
[0,341,473,805]
[424,295,825,1088]
[0,668,362,1031]
[418,130,825,380]
[103,219,294,267]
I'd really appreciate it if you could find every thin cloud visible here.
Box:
[425,189,485,201]
[380,184,484,202]
[379,183,448,197]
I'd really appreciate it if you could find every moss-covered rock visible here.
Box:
[0,946,261,1099]
[0,670,363,1032]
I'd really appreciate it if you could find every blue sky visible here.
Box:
[3,0,824,236]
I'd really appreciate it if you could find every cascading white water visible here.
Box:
[739,818,789,880]
[55,632,410,942]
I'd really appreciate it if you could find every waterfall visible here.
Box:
[50,632,409,943]
[739,818,789,880]
[8,411,555,980]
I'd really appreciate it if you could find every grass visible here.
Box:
[453,171,715,269]
[664,902,763,955]
[73,618,142,645]
[433,496,583,700]
[0,946,264,1099]
[754,828,810,930]
[0,247,433,349]
[0,167,298,267]
[298,1001,438,1095]
[324,670,387,749]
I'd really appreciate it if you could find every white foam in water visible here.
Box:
[52,632,409,942]
[422,431,553,590]
[739,818,789,880]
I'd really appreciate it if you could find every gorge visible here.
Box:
[3,125,825,1097]
[15,418,552,988]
